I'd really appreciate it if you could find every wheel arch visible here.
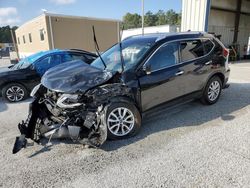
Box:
[0,81,28,93]
[206,72,225,88]
[109,95,141,112]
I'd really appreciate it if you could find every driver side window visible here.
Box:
[147,42,179,71]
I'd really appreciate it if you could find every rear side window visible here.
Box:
[70,53,95,64]
[203,39,214,54]
[84,54,97,63]
[180,40,204,62]
[213,38,223,53]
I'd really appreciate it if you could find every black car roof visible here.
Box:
[124,32,214,44]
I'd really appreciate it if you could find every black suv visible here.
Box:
[13,32,230,152]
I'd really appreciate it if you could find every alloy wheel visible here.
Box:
[107,107,135,137]
[6,86,25,102]
[208,80,221,101]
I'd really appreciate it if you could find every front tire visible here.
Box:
[2,83,28,102]
[201,76,222,105]
[106,102,141,140]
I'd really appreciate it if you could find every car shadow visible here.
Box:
[25,82,250,155]
[102,82,250,151]
[27,138,86,158]
[0,97,32,112]
[0,98,8,112]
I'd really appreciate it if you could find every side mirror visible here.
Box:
[143,63,152,75]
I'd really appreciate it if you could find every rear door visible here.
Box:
[139,41,188,111]
[179,39,215,94]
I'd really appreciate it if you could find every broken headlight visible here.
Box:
[31,84,48,98]
[56,94,82,109]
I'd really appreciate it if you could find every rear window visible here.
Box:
[180,40,204,62]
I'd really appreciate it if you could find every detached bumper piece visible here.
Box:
[13,135,27,154]
[12,121,30,154]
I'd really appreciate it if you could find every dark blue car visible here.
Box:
[0,49,97,102]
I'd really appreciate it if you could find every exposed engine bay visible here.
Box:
[13,60,132,154]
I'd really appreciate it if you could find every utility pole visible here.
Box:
[142,0,144,35]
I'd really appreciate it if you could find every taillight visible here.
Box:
[223,48,229,58]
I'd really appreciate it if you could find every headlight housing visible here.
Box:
[30,84,41,98]
[56,94,82,109]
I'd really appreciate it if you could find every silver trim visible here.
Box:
[175,70,184,76]
[142,37,215,73]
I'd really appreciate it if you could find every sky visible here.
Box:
[0,0,182,27]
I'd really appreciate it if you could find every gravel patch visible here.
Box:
[0,62,250,187]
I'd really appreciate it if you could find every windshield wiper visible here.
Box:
[92,26,107,69]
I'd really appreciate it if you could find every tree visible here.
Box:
[165,9,179,25]
[0,26,18,43]
[122,10,181,29]
[122,13,141,29]
[156,10,167,25]
[144,11,158,27]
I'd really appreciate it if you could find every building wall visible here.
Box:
[181,0,209,31]
[15,15,50,58]
[211,0,237,9]
[122,25,179,40]
[208,0,250,56]
[49,15,119,52]
[15,14,120,58]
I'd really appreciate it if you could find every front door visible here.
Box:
[139,41,188,111]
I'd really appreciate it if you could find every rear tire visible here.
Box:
[106,102,141,140]
[201,76,222,105]
[2,83,28,102]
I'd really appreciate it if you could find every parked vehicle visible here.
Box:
[0,49,97,102]
[13,32,230,153]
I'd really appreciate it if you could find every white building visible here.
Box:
[122,25,180,40]
[182,0,250,57]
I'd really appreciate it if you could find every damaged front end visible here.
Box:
[13,60,131,154]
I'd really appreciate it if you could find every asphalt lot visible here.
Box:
[1,59,250,187]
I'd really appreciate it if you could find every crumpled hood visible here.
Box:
[41,60,113,93]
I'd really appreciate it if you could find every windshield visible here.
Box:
[12,51,45,69]
[91,39,154,72]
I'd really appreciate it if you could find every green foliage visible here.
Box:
[122,13,142,29]
[0,26,18,43]
[144,11,158,27]
[123,9,181,29]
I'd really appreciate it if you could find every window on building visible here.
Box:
[28,33,32,43]
[17,37,20,44]
[180,40,204,62]
[23,35,26,44]
[40,29,45,41]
